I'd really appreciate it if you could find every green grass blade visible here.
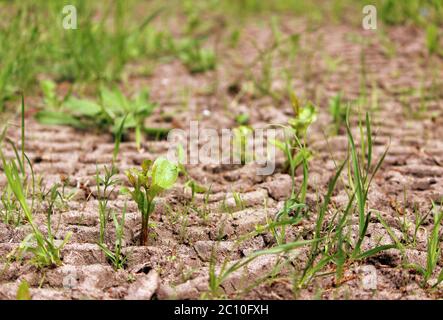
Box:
[356,244,397,260]
[313,159,347,253]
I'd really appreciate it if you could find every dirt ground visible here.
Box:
[0,18,443,300]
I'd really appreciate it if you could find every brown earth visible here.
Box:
[0,19,442,300]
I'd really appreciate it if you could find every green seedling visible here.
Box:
[35,87,160,150]
[298,158,348,288]
[184,179,207,203]
[288,94,317,139]
[191,185,213,222]
[98,202,128,270]
[41,80,57,108]
[272,151,309,245]
[206,238,318,299]
[426,23,440,56]
[124,157,178,245]
[175,144,207,202]
[345,112,392,260]
[96,165,119,245]
[232,191,245,211]
[1,97,71,268]
[229,29,241,48]
[100,87,157,150]
[382,189,418,248]
[41,183,67,238]
[299,111,393,288]
[235,113,250,125]
[177,38,216,73]
[40,79,70,110]
[253,51,276,100]
[1,146,71,268]
[406,203,443,287]
[233,125,253,165]
[112,113,127,165]
[16,280,31,300]
[1,185,22,226]
[329,93,347,134]
[1,98,26,226]
[272,93,316,173]
[272,197,307,246]
[178,209,190,244]
[412,204,430,246]
[270,118,310,246]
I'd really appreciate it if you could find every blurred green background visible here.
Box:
[0,0,441,111]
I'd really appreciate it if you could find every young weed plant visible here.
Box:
[35,87,163,150]
[98,202,128,270]
[405,202,443,288]
[205,238,318,299]
[124,157,178,245]
[300,110,394,288]
[267,110,395,292]
[329,92,347,135]
[233,125,253,165]
[272,93,317,174]
[175,144,207,203]
[177,38,216,73]
[96,165,119,245]
[1,98,71,268]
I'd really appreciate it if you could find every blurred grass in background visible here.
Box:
[0,0,441,111]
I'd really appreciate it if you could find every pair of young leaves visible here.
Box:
[271,93,317,168]
[122,157,178,211]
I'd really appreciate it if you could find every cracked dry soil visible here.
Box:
[0,19,443,300]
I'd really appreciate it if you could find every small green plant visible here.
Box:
[412,205,430,246]
[41,183,67,237]
[1,97,71,268]
[41,80,57,108]
[298,111,393,289]
[40,79,70,110]
[330,111,393,263]
[124,157,178,245]
[16,280,31,300]
[228,29,241,48]
[235,113,250,126]
[96,166,119,245]
[96,116,125,245]
[1,142,71,268]
[98,203,128,270]
[175,144,207,202]
[233,125,253,165]
[272,93,316,173]
[254,51,275,100]
[426,23,440,56]
[205,238,317,299]
[177,39,216,73]
[287,93,317,138]
[35,87,160,150]
[406,203,443,287]
[1,174,22,226]
[329,93,347,134]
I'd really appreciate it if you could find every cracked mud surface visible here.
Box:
[0,19,443,300]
